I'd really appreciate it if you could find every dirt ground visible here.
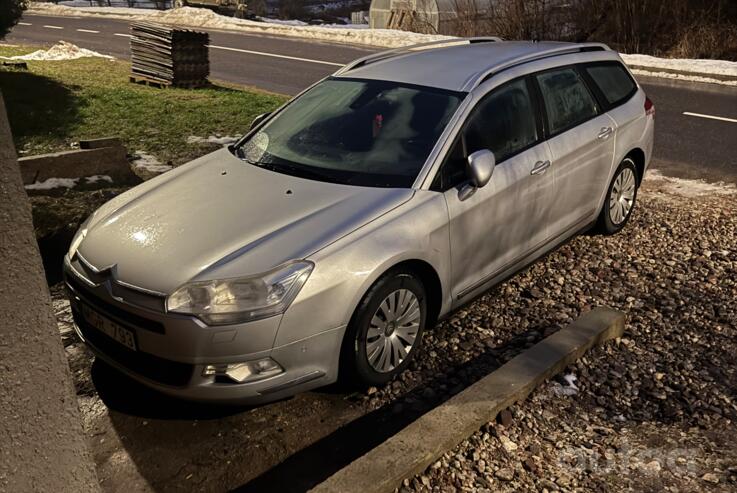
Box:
[54,171,737,492]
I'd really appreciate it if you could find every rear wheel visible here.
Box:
[341,270,426,387]
[597,157,639,234]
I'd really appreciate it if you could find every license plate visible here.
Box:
[80,303,137,351]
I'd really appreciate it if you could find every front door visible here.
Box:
[436,77,556,301]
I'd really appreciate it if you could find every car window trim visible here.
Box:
[576,63,610,111]
[578,61,638,111]
[533,64,603,140]
[431,74,545,192]
[431,59,636,191]
[527,75,549,139]
[326,76,468,100]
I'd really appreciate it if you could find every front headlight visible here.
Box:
[166,261,314,325]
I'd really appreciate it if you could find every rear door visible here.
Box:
[535,66,616,236]
[436,77,555,300]
[582,61,645,168]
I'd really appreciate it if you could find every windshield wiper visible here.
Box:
[247,159,345,184]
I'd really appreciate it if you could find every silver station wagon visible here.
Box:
[65,38,654,403]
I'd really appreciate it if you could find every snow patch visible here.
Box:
[0,41,113,61]
[132,151,172,174]
[257,17,309,27]
[23,174,114,190]
[85,175,114,184]
[629,68,737,87]
[551,373,579,397]
[186,134,241,145]
[25,177,79,190]
[563,373,579,390]
[621,54,737,78]
[60,0,160,7]
[28,3,449,48]
[257,17,370,30]
[646,170,737,198]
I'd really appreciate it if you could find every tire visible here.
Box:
[596,157,639,235]
[341,269,427,387]
[174,0,187,8]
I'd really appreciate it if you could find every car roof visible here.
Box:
[335,40,610,92]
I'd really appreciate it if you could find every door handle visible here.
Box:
[597,127,613,139]
[530,160,551,175]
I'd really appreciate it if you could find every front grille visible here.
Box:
[66,275,165,334]
[71,306,194,387]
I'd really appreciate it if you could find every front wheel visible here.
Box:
[341,270,427,387]
[597,158,639,235]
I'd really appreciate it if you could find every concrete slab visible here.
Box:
[18,145,135,185]
[311,307,625,493]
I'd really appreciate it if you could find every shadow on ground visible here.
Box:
[89,322,549,492]
[92,359,251,421]
[0,69,81,146]
[231,328,537,493]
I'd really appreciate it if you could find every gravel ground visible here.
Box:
[50,172,736,491]
[400,174,737,492]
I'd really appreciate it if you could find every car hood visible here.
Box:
[78,148,413,293]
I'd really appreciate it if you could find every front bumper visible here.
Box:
[64,256,344,403]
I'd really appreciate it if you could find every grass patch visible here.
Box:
[0,44,287,165]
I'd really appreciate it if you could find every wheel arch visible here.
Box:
[337,257,444,383]
[388,259,443,329]
[623,148,646,185]
[345,257,444,334]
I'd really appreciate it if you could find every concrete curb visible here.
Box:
[311,307,625,493]
[18,144,135,185]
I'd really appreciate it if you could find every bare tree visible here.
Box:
[382,0,737,60]
[249,0,268,17]
[279,0,306,19]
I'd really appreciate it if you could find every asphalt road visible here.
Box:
[6,13,737,183]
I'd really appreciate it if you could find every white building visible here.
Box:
[369,0,493,35]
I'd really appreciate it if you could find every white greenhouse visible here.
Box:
[369,0,493,35]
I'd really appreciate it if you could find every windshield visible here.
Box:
[235,78,464,188]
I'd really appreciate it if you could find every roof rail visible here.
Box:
[334,37,503,76]
[462,42,610,91]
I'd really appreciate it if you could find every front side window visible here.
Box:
[585,62,637,107]
[464,78,538,162]
[235,78,463,188]
[537,68,598,135]
[435,78,538,190]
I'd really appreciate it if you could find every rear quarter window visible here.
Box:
[584,62,637,108]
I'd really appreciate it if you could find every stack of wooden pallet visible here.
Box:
[130,22,209,88]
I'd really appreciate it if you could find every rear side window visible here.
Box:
[584,62,637,107]
[536,68,598,135]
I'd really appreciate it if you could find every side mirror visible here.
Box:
[250,112,271,131]
[468,149,495,188]
[459,149,495,201]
